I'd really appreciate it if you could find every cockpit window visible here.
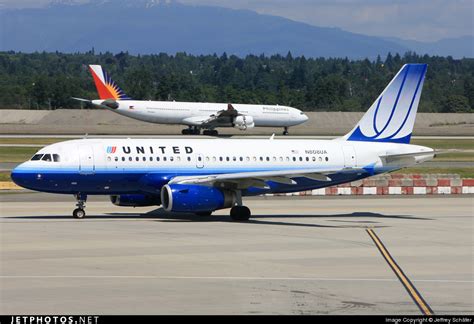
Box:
[41,154,52,162]
[31,154,43,161]
[53,154,60,162]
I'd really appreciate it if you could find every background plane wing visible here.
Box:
[183,104,240,128]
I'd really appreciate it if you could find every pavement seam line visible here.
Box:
[366,228,434,316]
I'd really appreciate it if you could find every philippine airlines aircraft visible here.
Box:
[13,64,434,220]
[74,65,308,136]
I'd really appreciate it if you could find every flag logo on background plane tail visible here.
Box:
[89,65,131,101]
[345,64,427,144]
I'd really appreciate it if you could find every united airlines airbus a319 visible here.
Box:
[74,65,308,136]
[13,64,434,221]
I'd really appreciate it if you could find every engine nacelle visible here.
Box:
[110,194,160,207]
[233,115,255,130]
[161,184,236,213]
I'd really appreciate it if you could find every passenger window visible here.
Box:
[198,156,202,162]
[177,156,181,161]
[53,154,60,162]
[266,157,270,161]
[219,157,223,162]
[129,157,132,161]
[306,157,309,162]
[312,157,316,162]
[149,157,153,161]
[157,157,160,161]
[115,157,119,162]
[31,154,43,161]
[41,154,52,162]
[293,157,296,162]
[170,157,174,162]
[122,157,125,162]
[142,157,146,162]
[226,157,230,162]
[187,157,191,162]
[163,157,167,161]
[135,157,139,162]
[299,157,303,162]
[325,157,329,162]
[107,157,111,162]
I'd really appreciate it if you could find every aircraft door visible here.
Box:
[196,153,204,169]
[342,146,357,168]
[78,144,95,174]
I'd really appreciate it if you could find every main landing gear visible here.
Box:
[283,126,289,136]
[203,129,219,136]
[182,126,201,135]
[229,191,251,221]
[73,193,87,219]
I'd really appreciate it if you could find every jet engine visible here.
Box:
[161,184,236,213]
[110,194,160,207]
[233,115,255,130]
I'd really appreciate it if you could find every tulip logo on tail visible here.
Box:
[89,65,131,100]
[345,64,427,144]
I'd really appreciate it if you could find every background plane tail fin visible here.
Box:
[343,63,427,144]
[88,65,131,100]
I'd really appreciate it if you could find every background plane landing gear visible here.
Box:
[183,127,201,135]
[203,129,218,136]
[73,193,87,219]
[283,127,289,135]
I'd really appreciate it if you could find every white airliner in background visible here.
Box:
[14,64,433,221]
[73,65,308,136]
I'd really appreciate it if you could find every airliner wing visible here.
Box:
[168,168,356,189]
[183,103,240,128]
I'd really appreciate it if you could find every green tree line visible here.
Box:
[0,51,473,112]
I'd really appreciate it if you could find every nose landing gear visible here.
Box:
[73,193,87,219]
[283,127,289,136]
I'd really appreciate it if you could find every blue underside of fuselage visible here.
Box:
[10,167,392,197]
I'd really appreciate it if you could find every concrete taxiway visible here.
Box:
[0,194,472,315]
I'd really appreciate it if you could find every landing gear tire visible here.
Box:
[203,129,218,136]
[196,211,213,216]
[182,128,191,135]
[283,127,289,136]
[73,208,85,219]
[230,206,251,221]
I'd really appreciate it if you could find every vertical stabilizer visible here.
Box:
[89,65,131,100]
[344,64,427,144]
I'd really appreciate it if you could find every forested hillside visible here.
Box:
[0,51,472,112]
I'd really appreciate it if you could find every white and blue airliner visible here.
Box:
[12,64,435,220]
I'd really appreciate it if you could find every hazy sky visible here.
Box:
[0,0,472,42]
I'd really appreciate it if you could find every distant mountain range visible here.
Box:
[0,0,472,59]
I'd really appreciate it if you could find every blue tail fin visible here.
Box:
[344,64,427,144]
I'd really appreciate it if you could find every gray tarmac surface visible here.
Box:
[0,193,473,315]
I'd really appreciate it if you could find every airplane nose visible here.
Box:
[301,113,309,122]
[10,163,35,190]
